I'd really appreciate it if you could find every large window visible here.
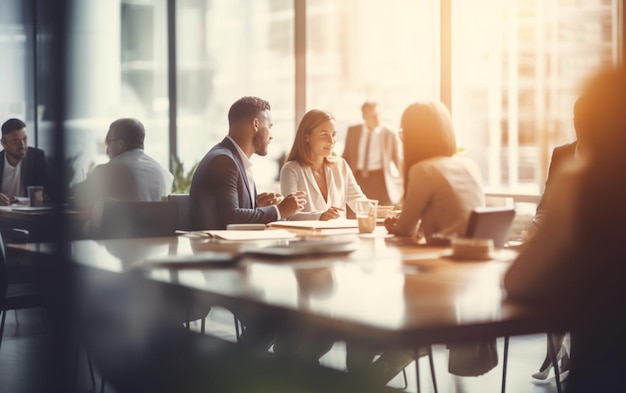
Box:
[451,0,620,194]
[176,0,295,191]
[306,0,438,155]
[57,0,622,193]
[0,1,34,139]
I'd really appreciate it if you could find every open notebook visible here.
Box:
[180,229,296,241]
[267,219,359,235]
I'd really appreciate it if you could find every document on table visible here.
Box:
[191,229,297,241]
[266,219,359,235]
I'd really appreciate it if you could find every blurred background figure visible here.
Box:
[525,97,593,381]
[342,101,402,208]
[72,117,173,208]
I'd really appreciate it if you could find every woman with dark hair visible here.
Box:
[347,101,492,385]
[385,100,485,243]
[280,109,366,221]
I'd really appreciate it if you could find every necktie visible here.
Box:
[361,131,371,179]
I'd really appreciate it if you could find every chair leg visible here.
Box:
[234,315,241,343]
[200,316,206,334]
[501,336,510,393]
[548,332,563,393]
[427,346,438,393]
[85,347,96,391]
[414,350,421,393]
[0,310,6,351]
[401,367,408,390]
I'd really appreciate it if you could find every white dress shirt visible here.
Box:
[1,154,23,197]
[280,157,366,220]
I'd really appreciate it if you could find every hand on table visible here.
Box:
[384,216,398,234]
[277,191,307,218]
[0,193,11,206]
[257,192,284,207]
[320,206,343,221]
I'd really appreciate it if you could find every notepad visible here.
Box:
[12,206,57,212]
[267,220,359,235]
[138,252,239,269]
[245,235,359,258]
[205,229,297,241]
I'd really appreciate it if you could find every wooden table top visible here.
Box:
[11,231,549,347]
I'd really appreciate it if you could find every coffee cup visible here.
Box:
[27,186,44,207]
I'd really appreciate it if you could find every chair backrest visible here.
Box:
[167,194,191,231]
[465,207,516,248]
[94,200,180,239]
[0,232,7,305]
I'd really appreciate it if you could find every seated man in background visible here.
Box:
[73,117,173,208]
[189,96,306,230]
[0,118,48,206]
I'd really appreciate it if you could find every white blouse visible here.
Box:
[280,158,366,220]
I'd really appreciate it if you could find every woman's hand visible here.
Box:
[320,206,343,221]
[384,216,398,234]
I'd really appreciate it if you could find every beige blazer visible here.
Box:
[342,124,403,205]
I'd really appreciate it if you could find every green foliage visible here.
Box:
[171,155,198,194]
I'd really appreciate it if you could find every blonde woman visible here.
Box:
[280,109,366,220]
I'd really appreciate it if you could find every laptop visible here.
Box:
[464,207,516,248]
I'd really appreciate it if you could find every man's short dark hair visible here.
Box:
[1,118,26,135]
[228,96,271,126]
[109,118,145,149]
[361,101,378,113]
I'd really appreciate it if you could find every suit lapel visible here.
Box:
[0,151,4,189]
[221,138,255,207]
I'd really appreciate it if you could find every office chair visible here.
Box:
[93,199,180,239]
[167,193,192,231]
[0,232,46,352]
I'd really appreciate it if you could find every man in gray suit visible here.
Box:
[342,101,402,207]
[190,96,306,230]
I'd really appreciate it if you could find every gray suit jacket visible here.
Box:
[342,125,403,204]
[189,137,278,230]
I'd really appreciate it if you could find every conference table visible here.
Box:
[9,230,555,348]
[0,204,88,241]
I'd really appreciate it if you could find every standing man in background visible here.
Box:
[0,118,48,206]
[342,101,402,207]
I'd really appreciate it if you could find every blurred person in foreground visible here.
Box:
[526,98,594,381]
[504,66,626,393]
[280,109,366,221]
